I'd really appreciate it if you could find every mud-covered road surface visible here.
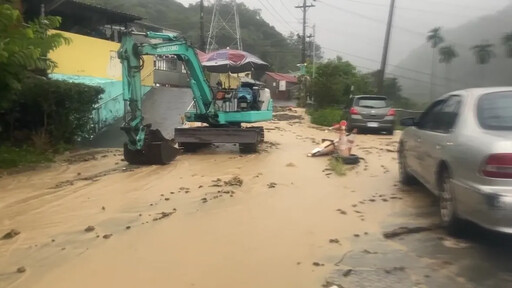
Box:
[1,93,512,287]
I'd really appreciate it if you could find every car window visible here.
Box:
[477,91,512,130]
[416,99,445,131]
[435,95,461,133]
[355,97,388,108]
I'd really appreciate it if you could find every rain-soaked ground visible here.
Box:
[326,182,512,287]
[1,87,512,288]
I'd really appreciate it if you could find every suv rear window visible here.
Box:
[355,97,388,108]
[477,91,512,130]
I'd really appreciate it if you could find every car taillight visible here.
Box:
[482,153,512,179]
[350,107,359,115]
[387,108,396,116]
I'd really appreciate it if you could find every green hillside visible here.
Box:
[86,0,304,72]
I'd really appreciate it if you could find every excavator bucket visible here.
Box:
[123,129,180,165]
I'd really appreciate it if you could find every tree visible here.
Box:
[502,32,512,58]
[0,4,70,109]
[426,27,444,101]
[438,45,458,90]
[311,57,373,108]
[471,43,495,85]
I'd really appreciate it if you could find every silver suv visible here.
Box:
[346,95,395,134]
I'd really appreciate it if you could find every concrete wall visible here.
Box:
[154,70,189,87]
[48,30,154,132]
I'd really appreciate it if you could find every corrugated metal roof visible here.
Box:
[265,72,298,83]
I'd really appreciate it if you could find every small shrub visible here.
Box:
[1,75,103,145]
[0,145,53,169]
[309,108,344,127]
[328,157,346,176]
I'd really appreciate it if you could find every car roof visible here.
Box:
[353,95,387,99]
[446,87,512,98]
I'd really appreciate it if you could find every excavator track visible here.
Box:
[174,126,264,154]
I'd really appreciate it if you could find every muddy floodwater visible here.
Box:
[1,101,512,287]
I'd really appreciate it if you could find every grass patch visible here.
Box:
[0,146,54,169]
[328,157,346,176]
[309,108,344,127]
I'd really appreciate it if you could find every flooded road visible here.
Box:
[1,104,511,287]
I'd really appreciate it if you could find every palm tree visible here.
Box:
[438,45,458,90]
[427,27,444,101]
[502,32,512,58]
[471,43,495,86]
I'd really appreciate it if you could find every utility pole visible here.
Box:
[199,0,206,51]
[295,0,315,64]
[377,0,396,95]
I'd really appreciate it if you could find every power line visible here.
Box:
[256,0,296,32]
[321,46,471,86]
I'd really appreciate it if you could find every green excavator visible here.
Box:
[117,30,273,165]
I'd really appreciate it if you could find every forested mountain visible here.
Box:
[389,3,512,104]
[86,0,313,72]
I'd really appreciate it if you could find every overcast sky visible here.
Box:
[178,0,511,72]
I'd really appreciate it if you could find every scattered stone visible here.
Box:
[362,249,378,254]
[384,266,406,274]
[51,239,55,242]
[101,206,106,211]
[102,234,113,239]
[84,226,95,233]
[153,211,175,221]
[364,232,368,235]
[382,198,389,202]
[354,210,362,214]
[126,226,131,230]
[61,247,66,250]
[369,199,376,202]
[267,182,277,188]
[139,213,142,217]
[164,198,170,201]
[343,269,353,277]
[297,262,301,265]
[322,281,342,288]
[312,262,325,267]
[286,162,296,167]
[329,238,340,244]
[383,226,435,239]
[198,185,203,189]
[77,172,82,176]
[224,176,243,187]
[2,229,21,240]
[160,194,165,197]
[353,234,360,237]
[336,209,347,215]
[16,266,26,273]
[351,204,357,208]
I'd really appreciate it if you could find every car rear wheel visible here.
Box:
[439,169,463,235]
[398,148,416,185]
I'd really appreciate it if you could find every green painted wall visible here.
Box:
[50,74,151,133]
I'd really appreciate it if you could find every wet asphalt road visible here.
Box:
[331,183,512,288]
[394,185,512,287]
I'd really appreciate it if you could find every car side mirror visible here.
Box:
[400,117,416,127]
